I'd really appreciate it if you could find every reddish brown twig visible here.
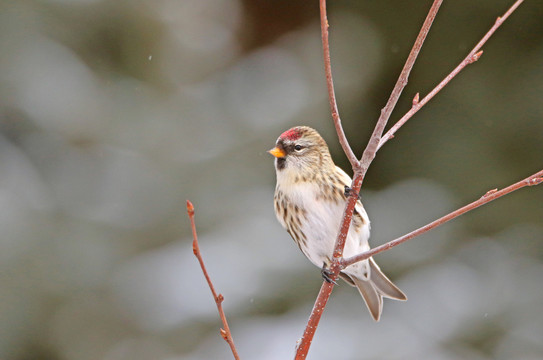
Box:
[187,200,240,360]
[294,1,443,359]
[360,0,444,171]
[342,169,543,268]
[336,0,442,258]
[378,0,525,150]
[319,0,359,168]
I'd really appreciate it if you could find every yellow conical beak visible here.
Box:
[268,146,286,158]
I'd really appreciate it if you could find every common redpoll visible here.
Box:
[269,126,406,321]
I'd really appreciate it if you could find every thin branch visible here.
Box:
[294,172,363,360]
[342,169,543,268]
[319,0,359,169]
[378,0,525,150]
[294,1,443,359]
[360,0,443,172]
[187,200,240,360]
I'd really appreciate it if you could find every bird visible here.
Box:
[268,126,406,321]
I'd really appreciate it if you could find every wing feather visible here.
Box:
[333,166,370,228]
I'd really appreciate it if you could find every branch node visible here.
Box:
[470,50,484,63]
[528,176,543,186]
[496,16,502,23]
[412,92,420,106]
[220,328,228,340]
[217,293,225,303]
[352,161,363,172]
[482,188,498,198]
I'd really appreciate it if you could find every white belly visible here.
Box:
[278,182,371,275]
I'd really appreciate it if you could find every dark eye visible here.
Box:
[294,145,303,151]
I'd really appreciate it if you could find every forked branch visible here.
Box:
[190,1,533,359]
[378,0,526,150]
[295,1,443,358]
[187,200,240,360]
[360,0,443,171]
[295,0,527,359]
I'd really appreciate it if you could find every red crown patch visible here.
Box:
[280,128,302,141]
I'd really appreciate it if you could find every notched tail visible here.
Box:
[341,257,406,321]
[369,257,407,301]
[352,276,382,321]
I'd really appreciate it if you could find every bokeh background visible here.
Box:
[1,0,542,359]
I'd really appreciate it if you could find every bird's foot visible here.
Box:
[344,185,361,200]
[321,265,338,285]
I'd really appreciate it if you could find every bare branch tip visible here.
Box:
[186,200,195,216]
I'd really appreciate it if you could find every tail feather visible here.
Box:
[369,258,407,301]
[351,276,382,321]
[341,257,407,321]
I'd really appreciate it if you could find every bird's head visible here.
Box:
[268,126,333,180]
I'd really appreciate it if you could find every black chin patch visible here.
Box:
[276,157,286,170]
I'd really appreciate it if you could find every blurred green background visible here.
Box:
[1,0,542,359]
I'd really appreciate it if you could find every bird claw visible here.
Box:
[321,265,338,285]
[344,185,361,200]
